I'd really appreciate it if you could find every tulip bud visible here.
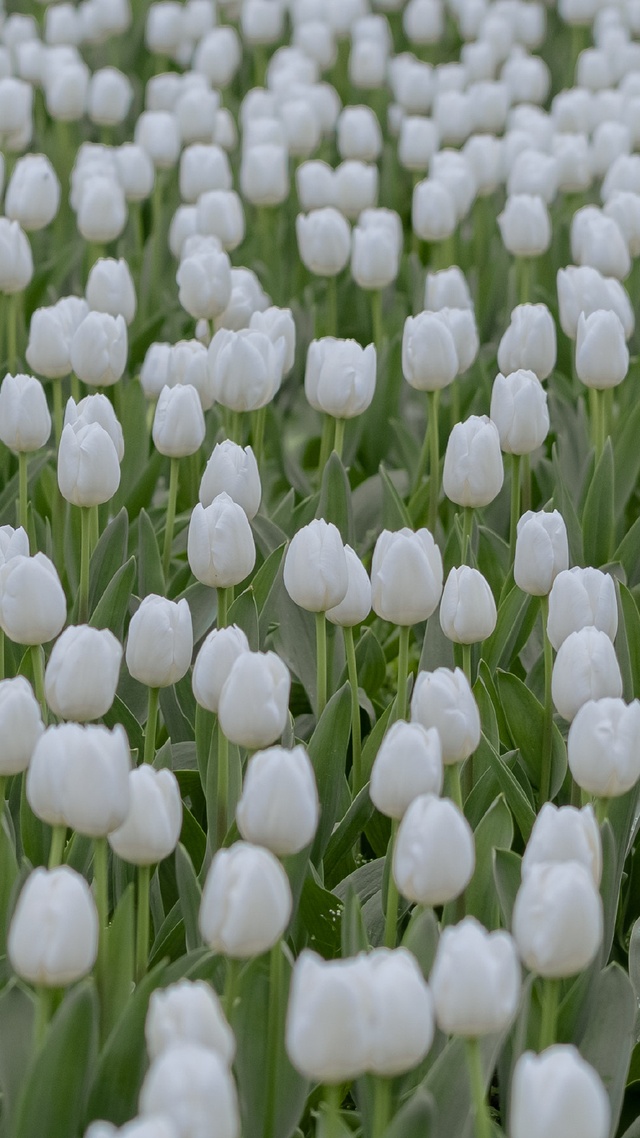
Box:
[45,624,122,722]
[514,510,569,596]
[568,697,640,796]
[58,420,121,508]
[196,190,244,252]
[522,803,602,885]
[431,149,477,218]
[125,595,192,690]
[490,369,550,455]
[364,947,437,1075]
[283,519,348,613]
[402,312,459,391]
[0,553,66,645]
[442,415,504,508]
[411,666,481,764]
[199,442,261,519]
[498,193,552,256]
[135,110,181,169]
[249,306,296,376]
[304,337,376,420]
[286,951,370,1082]
[325,545,372,627]
[351,221,400,291]
[512,861,603,977]
[139,1044,239,1138]
[412,178,457,241]
[337,105,382,162]
[64,394,124,463]
[575,309,629,388]
[70,312,127,388]
[547,567,617,651]
[296,208,351,277]
[199,841,292,958]
[236,744,319,856]
[5,154,60,231]
[240,144,289,207]
[179,144,230,204]
[571,209,630,281]
[192,625,249,715]
[370,527,443,626]
[215,268,270,333]
[109,766,182,865]
[0,219,33,294]
[0,525,29,566]
[86,257,136,324]
[394,794,475,905]
[177,243,232,323]
[507,150,557,203]
[88,67,133,126]
[334,160,378,220]
[8,866,98,987]
[0,372,51,453]
[115,143,155,202]
[27,722,130,837]
[510,1046,610,1138]
[557,265,634,341]
[439,565,497,644]
[424,266,473,312]
[0,676,43,775]
[497,303,557,381]
[26,296,88,379]
[552,627,622,722]
[45,60,89,122]
[145,980,235,1064]
[208,328,285,412]
[152,385,205,460]
[370,720,443,818]
[77,176,127,244]
[430,917,521,1036]
[187,495,256,589]
[218,650,290,749]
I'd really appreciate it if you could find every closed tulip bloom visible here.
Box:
[0,525,29,565]
[236,744,319,856]
[5,154,60,231]
[152,385,205,459]
[402,312,459,391]
[296,162,335,213]
[552,627,622,722]
[286,951,370,1082]
[568,697,640,796]
[0,219,33,294]
[572,210,630,280]
[77,176,127,244]
[575,309,629,388]
[240,144,289,207]
[187,495,256,589]
[440,566,497,644]
[337,106,382,162]
[249,307,296,376]
[194,26,242,86]
[305,338,376,420]
[498,194,551,256]
[394,794,475,904]
[8,866,98,987]
[510,1046,610,1138]
[326,545,372,627]
[58,420,121,507]
[604,192,640,258]
[126,595,193,688]
[64,395,124,463]
[398,117,439,172]
[334,160,378,220]
[490,369,550,455]
[514,510,569,596]
[179,145,231,204]
[109,766,182,865]
[436,307,479,374]
[0,372,51,453]
[296,209,351,277]
[411,666,480,764]
[512,861,603,977]
[218,651,290,749]
[26,297,88,379]
[199,841,292,957]
[115,143,155,202]
[208,328,285,412]
[139,1044,239,1138]
[196,191,244,253]
[557,265,634,341]
[45,60,89,121]
[370,720,443,818]
[412,178,457,241]
[199,442,261,519]
[45,625,122,722]
[371,527,443,626]
[497,303,557,381]
[192,625,249,714]
[430,918,521,1036]
[443,416,504,508]
[71,312,127,388]
[522,803,602,885]
[86,257,136,324]
[135,111,181,169]
[364,948,436,1076]
[0,676,43,774]
[28,722,130,837]
[88,67,133,126]
[0,553,66,645]
[547,567,617,651]
[351,223,400,290]
[146,980,235,1065]
[424,266,473,312]
[215,268,270,334]
[283,519,348,613]
[177,244,232,323]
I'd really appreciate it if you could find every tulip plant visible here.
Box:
[1,2,640,1138]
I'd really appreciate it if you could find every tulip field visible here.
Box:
[3,0,640,1135]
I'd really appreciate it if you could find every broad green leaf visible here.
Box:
[582,438,614,568]
[228,587,260,650]
[496,671,567,798]
[613,394,640,520]
[401,906,439,979]
[480,736,537,842]
[493,848,522,928]
[618,582,640,699]
[16,981,98,1138]
[297,875,343,958]
[465,796,514,929]
[19,775,50,868]
[551,443,584,566]
[175,842,202,954]
[89,556,136,639]
[422,1032,505,1138]
[159,683,193,743]
[380,463,412,530]
[103,883,135,1039]
[324,784,375,888]
[309,683,353,862]
[0,812,19,952]
[341,886,370,956]
[123,449,164,519]
[334,859,384,906]
[354,627,387,698]
[137,508,164,597]
[578,963,636,1133]
[89,508,128,613]
[0,983,35,1134]
[481,586,532,674]
[317,451,355,546]
[615,517,640,588]
[629,917,640,1036]
[102,694,144,760]
[383,1088,435,1138]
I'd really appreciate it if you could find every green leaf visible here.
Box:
[401,906,440,979]
[578,963,636,1132]
[354,627,387,698]
[334,858,384,906]
[628,917,640,1035]
[175,842,203,954]
[465,796,514,929]
[102,695,144,761]
[19,775,50,867]
[614,516,640,588]
[422,1033,504,1138]
[481,586,532,674]
[89,556,136,638]
[297,875,343,958]
[103,883,135,1039]
[613,394,640,520]
[309,684,353,862]
[496,670,567,798]
[618,582,640,699]
[317,451,354,546]
[383,1088,435,1138]
[582,438,614,567]
[123,449,164,519]
[551,443,584,566]
[89,508,128,613]
[137,508,164,598]
[379,463,412,530]
[0,812,19,953]
[16,981,98,1138]
[324,783,375,888]
[493,848,522,928]
[480,736,537,842]
[0,983,35,1134]
[340,886,369,956]
[227,587,260,650]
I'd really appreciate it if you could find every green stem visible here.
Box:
[372,1078,393,1138]
[594,796,608,826]
[53,379,63,447]
[30,644,47,724]
[371,288,383,349]
[0,634,3,682]
[318,414,333,476]
[538,977,559,1051]
[35,987,53,1047]
[264,941,284,1138]
[461,507,473,565]
[162,456,180,579]
[414,405,431,492]
[428,388,440,533]
[384,818,400,948]
[446,762,463,810]
[7,292,17,374]
[71,372,80,403]
[136,864,150,983]
[17,451,28,537]
[540,595,553,807]
[217,586,229,629]
[344,626,362,792]
[252,406,266,467]
[93,837,108,1002]
[521,453,531,513]
[396,625,410,721]
[217,717,229,844]
[333,417,346,460]
[224,957,240,1019]
[465,1039,492,1138]
[462,643,472,685]
[326,274,338,338]
[48,824,66,868]
[79,506,91,623]
[143,686,160,765]
[316,610,327,716]
[509,453,521,563]
[319,1085,342,1138]
[89,504,99,555]
[517,256,532,305]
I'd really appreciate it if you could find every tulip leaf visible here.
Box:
[383,1087,436,1138]
[618,582,640,699]
[317,451,355,546]
[308,683,353,862]
[492,848,522,929]
[15,980,98,1138]
[496,671,567,799]
[465,795,514,929]
[137,507,164,597]
[175,842,202,953]
[582,438,615,568]
[355,627,390,698]
[88,507,129,613]
[577,963,636,1133]
[122,448,164,519]
[613,395,640,521]
[341,886,369,956]
[334,858,385,907]
[19,775,50,868]
[614,516,640,589]
[421,1031,505,1138]
[324,783,375,889]
[480,735,537,843]
[379,463,412,531]
[89,555,136,639]
[0,983,35,1134]
[228,586,260,650]
[0,811,19,953]
[297,874,343,959]
[401,905,440,979]
[628,917,640,1034]
[551,443,585,566]
[103,882,135,1040]
[481,586,532,674]
[159,683,193,742]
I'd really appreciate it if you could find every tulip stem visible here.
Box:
[144,686,160,765]
[217,718,229,845]
[252,406,266,468]
[372,1077,392,1138]
[316,610,327,716]
[17,451,28,536]
[318,415,333,475]
[52,379,63,446]
[446,762,463,810]
[48,825,66,869]
[333,417,345,460]
[162,457,180,580]
[590,388,606,460]
[383,818,400,948]
[371,289,383,350]
[521,454,531,513]
[344,626,362,792]
[326,275,337,338]
[7,292,17,374]
[594,796,608,826]
[428,388,440,533]
[0,631,4,681]
[509,453,521,562]
[224,958,241,1019]
[30,644,47,724]
[462,643,472,685]
[217,587,229,629]
[89,505,99,556]
[136,864,150,983]
[93,837,109,1006]
[461,507,473,565]
[540,596,553,807]
[396,625,410,721]
[465,1039,492,1138]
[538,977,559,1050]
[79,506,91,623]
[320,1085,343,1138]
[264,941,284,1138]
[35,987,53,1047]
